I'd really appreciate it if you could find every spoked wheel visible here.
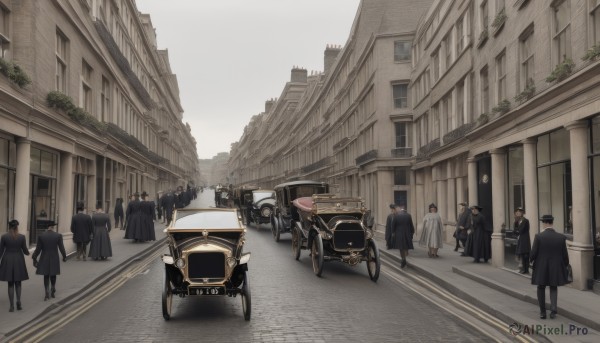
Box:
[162,268,173,320]
[270,214,280,242]
[241,271,251,321]
[366,239,381,282]
[292,226,302,261]
[311,233,324,277]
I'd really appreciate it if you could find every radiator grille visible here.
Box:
[187,252,225,279]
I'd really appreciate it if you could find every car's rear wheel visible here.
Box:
[366,239,380,282]
[311,233,324,277]
[241,271,251,321]
[292,225,302,260]
[162,268,173,320]
[273,215,281,242]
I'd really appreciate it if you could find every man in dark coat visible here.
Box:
[514,207,531,274]
[392,205,415,268]
[470,205,491,263]
[70,202,93,261]
[454,202,470,251]
[384,204,396,249]
[32,224,67,300]
[530,214,569,319]
[162,191,176,226]
[89,203,112,260]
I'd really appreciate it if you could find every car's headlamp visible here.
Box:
[162,255,174,265]
[175,258,186,269]
[226,256,237,268]
[239,252,251,265]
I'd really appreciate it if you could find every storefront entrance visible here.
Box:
[29,175,56,246]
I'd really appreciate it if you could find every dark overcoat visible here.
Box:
[0,233,29,281]
[125,200,145,240]
[471,213,491,261]
[71,212,93,243]
[392,211,415,251]
[385,213,394,248]
[454,210,470,240]
[514,217,531,255]
[114,200,124,222]
[530,228,569,286]
[89,213,112,259]
[32,230,66,276]
[162,193,175,222]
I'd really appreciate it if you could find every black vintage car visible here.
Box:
[291,194,380,281]
[232,185,259,223]
[161,208,251,321]
[270,180,329,242]
[244,190,276,227]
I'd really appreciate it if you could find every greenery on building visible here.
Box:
[545,58,575,83]
[582,45,600,62]
[0,57,32,88]
[492,99,511,115]
[46,91,108,132]
[514,78,536,104]
[477,112,489,125]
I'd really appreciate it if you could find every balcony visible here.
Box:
[355,150,378,166]
[416,138,440,161]
[391,147,412,158]
[301,157,331,174]
[442,122,476,145]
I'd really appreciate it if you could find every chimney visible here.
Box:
[265,98,275,113]
[290,66,307,83]
[324,44,342,74]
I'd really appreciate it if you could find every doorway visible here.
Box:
[30,175,56,246]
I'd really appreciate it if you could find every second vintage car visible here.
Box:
[161,208,251,321]
[244,189,276,227]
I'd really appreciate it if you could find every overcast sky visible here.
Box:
[135,0,360,159]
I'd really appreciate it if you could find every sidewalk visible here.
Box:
[0,217,168,339]
[374,233,600,340]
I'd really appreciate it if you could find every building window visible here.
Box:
[101,76,110,122]
[0,5,10,59]
[394,41,411,62]
[394,168,409,185]
[444,34,453,70]
[553,0,571,63]
[480,66,489,113]
[592,0,600,44]
[496,51,506,103]
[393,83,408,109]
[431,104,440,140]
[519,26,534,90]
[395,122,408,148]
[480,0,489,32]
[456,16,464,53]
[444,94,453,133]
[433,49,440,81]
[81,60,93,113]
[56,30,68,92]
[456,81,464,126]
[496,0,505,12]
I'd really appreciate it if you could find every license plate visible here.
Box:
[188,286,225,296]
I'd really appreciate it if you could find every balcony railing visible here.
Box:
[391,147,412,158]
[416,138,440,160]
[355,150,378,166]
[443,122,476,145]
[301,157,331,174]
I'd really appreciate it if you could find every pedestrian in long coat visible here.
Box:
[454,202,470,251]
[392,206,415,268]
[384,204,396,249]
[162,192,176,226]
[89,203,112,260]
[530,214,569,319]
[471,205,491,263]
[0,220,29,312]
[514,207,531,274]
[123,194,136,232]
[419,203,443,257]
[140,192,156,242]
[32,224,67,300]
[70,202,93,261]
[114,198,124,229]
[125,193,145,242]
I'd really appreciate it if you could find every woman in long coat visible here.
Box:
[124,193,144,242]
[32,224,67,300]
[419,203,443,257]
[70,201,93,260]
[0,220,29,312]
[471,205,491,263]
[89,204,113,260]
[114,198,124,229]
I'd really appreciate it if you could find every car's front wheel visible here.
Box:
[162,268,173,320]
[292,225,302,260]
[241,271,251,321]
[366,239,380,282]
[311,233,324,277]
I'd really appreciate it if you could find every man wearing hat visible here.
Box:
[530,214,570,319]
[385,204,397,250]
[513,207,531,274]
[454,202,470,252]
[470,205,491,263]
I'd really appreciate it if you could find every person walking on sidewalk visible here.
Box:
[70,201,93,261]
[32,223,67,301]
[419,203,443,258]
[385,204,396,250]
[530,214,569,320]
[0,220,29,312]
[514,207,531,274]
[454,202,470,252]
[470,205,491,263]
[392,205,415,268]
[114,197,124,229]
[89,202,113,260]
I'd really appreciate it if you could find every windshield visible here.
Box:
[290,185,328,200]
[253,191,274,202]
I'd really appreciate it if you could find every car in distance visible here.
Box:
[161,208,251,320]
[271,180,329,242]
[244,189,276,227]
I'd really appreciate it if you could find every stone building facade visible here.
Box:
[0,0,199,251]
[229,0,600,290]
[198,152,230,187]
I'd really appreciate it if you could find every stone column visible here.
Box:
[14,138,31,245]
[522,138,539,242]
[467,157,478,206]
[58,152,74,239]
[447,162,456,223]
[565,121,594,290]
[490,148,506,267]
[87,158,96,212]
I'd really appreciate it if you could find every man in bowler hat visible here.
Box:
[513,207,531,274]
[530,214,570,319]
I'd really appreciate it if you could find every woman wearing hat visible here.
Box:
[471,205,491,263]
[0,220,29,312]
[419,203,443,257]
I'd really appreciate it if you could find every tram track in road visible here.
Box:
[3,243,165,343]
[380,257,543,343]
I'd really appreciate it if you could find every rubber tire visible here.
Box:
[241,271,251,321]
[366,239,381,282]
[273,216,281,242]
[311,233,324,277]
[162,268,173,320]
[292,226,301,261]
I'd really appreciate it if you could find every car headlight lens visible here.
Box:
[226,256,237,268]
[365,229,373,239]
[261,207,272,217]
[239,252,251,264]
[175,258,186,269]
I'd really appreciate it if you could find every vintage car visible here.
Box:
[161,208,251,321]
[270,180,329,242]
[244,190,276,226]
[291,194,380,282]
[233,185,259,209]
[214,186,231,208]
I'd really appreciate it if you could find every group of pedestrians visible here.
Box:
[71,201,112,261]
[124,192,157,243]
